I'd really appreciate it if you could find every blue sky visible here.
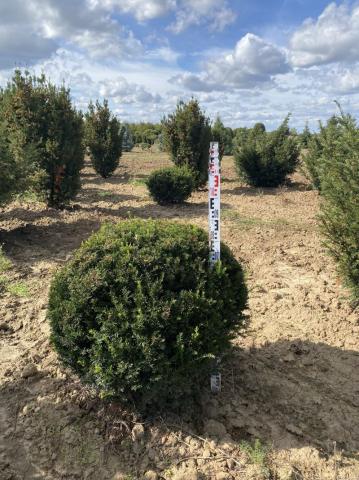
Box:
[1,0,359,130]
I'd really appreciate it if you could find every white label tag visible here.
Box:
[210,373,222,393]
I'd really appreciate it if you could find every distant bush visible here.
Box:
[48,220,248,410]
[234,116,300,187]
[1,70,84,207]
[319,110,359,301]
[211,116,234,158]
[163,99,211,189]
[85,100,123,178]
[121,124,134,152]
[146,165,194,205]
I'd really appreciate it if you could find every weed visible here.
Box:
[7,282,30,297]
[240,438,270,475]
[129,178,147,187]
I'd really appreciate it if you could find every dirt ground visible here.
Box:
[0,151,358,480]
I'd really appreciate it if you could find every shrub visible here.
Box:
[319,111,359,301]
[234,116,300,188]
[48,220,248,410]
[1,70,84,207]
[146,166,194,205]
[162,99,211,189]
[85,100,123,178]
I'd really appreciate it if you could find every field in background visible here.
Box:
[0,151,358,480]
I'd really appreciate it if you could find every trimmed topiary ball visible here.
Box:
[146,165,194,205]
[48,220,248,410]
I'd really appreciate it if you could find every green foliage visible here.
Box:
[252,122,266,135]
[162,99,211,189]
[146,165,194,205]
[318,110,359,301]
[128,123,162,147]
[240,439,270,474]
[121,124,134,152]
[211,116,234,158]
[0,247,11,273]
[1,70,84,207]
[85,100,123,178]
[234,116,300,188]
[303,116,342,190]
[300,122,312,148]
[48,219,248,410]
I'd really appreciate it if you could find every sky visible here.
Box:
[1,0,359,130]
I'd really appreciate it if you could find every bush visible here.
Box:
[319,111,359,301]
[1,70,84,207]
[48,220,248,410]
[146,166,194,205]
[85,100,123,178]
[234,116,299,188]
[211,117,234,158]
[162,99,211,188]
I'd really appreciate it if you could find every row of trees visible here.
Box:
[0,71,125,207]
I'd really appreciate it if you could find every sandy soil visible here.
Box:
[0,151,358,480]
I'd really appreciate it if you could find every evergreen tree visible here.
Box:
[85,100,123,178]
[319,109,359,301]
[1,70,84,207]
[162,99,211,188]
[121,124,134,152]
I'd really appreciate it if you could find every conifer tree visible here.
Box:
[162,99,211,188]
[85,100,123,178]
[1,70,84,207]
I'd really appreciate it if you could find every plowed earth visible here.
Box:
[0,151,358,480]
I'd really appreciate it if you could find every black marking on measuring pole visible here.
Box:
[209,142,222,393]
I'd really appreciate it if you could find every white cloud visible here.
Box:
[99,77,162,104]
[0,0,143,68]
[90,0,235,33]
[169,0,236,33]
[290,3,359,68]
[88,0,175,21]
[171,33,290,91]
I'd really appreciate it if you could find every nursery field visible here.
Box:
[0,150,358,480]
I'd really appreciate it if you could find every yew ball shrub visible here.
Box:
[48,220,248,409]
[146,165,194,205]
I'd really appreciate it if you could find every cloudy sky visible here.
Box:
[1,0,359,130]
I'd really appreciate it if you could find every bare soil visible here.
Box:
[0,151,358,480]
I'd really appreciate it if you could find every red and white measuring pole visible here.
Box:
[209,142,222,393]
[209,142,221,265]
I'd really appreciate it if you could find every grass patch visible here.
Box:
[96,190,114,199]
[222,209,312,231]
[0,248,29,297]
[240,439,270,475]
[0,247,12,273]
[129,178,147,187]
[7,282,30,297]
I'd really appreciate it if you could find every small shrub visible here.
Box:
[85,100,123,178]
[1,70,84,207]
[162,99,211,188]
[234,116,299,188]
[48,220,248,410]
[146,166,194,205]
[319,111,359,302]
